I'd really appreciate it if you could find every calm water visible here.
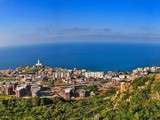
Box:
[0,43,160,71]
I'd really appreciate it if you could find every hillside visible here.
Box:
[0,74,160,120]
[110,74,160,120]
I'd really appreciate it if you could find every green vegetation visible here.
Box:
[0,95,15,100]
[153,83,160,94]
[132,75,154,88]
[0,77,16,81]
[17,66,41,74]
[0,75,160,120]
[84,85,97,92]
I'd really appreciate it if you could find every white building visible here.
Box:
[35,59,43,67]
[53,69,70,80]
[150,67,156,73]
[84,71,104,79]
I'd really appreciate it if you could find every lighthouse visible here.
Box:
[35,59,43,67]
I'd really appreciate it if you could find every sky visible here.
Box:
[0,0,160,47]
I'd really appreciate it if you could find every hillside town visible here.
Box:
[0,60,159,100]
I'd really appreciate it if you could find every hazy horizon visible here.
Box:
[0,0,160,47]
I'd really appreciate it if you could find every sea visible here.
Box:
[0,43,160,72]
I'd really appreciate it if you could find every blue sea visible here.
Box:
[0,43,160,71]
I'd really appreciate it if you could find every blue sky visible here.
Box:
[0,0,159,46]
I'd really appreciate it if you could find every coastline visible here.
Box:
[0,43,160,71]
